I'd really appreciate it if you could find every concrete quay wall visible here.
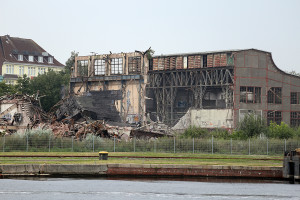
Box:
[0,164,283,179]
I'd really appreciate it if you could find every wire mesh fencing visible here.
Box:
[0,135,299,155]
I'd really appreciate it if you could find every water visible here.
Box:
[0,177,299,200]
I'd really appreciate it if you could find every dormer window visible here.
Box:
[18,55,23,61]
[48,57,53,63]
[29,55,34,62]
[38,56,43,63]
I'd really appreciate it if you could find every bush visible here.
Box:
[237,114,267,138]
[210,129,231,139]
[180,126,210,138]
[266,121,294,139]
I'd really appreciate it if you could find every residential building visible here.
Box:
[0,35,64,84]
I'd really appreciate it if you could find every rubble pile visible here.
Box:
[0,94,171,140]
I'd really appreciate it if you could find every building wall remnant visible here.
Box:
[71,51,148,124]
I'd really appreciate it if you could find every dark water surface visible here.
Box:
[0,177,298,200]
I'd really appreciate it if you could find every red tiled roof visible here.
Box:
[0,35,64,73]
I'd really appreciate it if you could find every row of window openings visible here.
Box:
[17,55,53,63]
[241,87,300,105]
[240,87,282,104]
[6,65,46,75]
[266,111,300,127]
[77,57,141,76]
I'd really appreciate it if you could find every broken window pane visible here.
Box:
[267,87,282,104]
[240,86,261,103]
[77,60,88,76]
[128,56,141,74]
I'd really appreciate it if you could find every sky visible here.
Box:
[0,0,299,72]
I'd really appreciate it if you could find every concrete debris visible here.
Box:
[0,94,49,133]
[0,93,171,140]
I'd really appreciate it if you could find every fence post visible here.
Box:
[49,135,51,152]
[284,139,286,152]
[174,137,176,153]
[72,136,74,152]
[26,134,29,152]
[248,139,250,155]
[92,135,95,152]
[134,136,136,152]
[193,138,194,154]
[267,138,269,155]
[114,137,116,152]
[3,135,5,152]
[211,135,214,154]
[154,139,156,153]
[230,138,232,155]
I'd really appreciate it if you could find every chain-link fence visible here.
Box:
[0,135,299,155]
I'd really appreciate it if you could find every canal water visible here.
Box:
[0,177,298,200]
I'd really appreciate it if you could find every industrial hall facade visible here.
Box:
[70,49,300,130]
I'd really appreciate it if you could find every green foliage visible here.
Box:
[29,70,70,111]
[210,129,231,139]
[15,75,33,95]
[181,126,210,138]
[266,121,294,139]
[146,48,155,60]
[65,51,78,75]
[237,114,267,138]
[0,81,16,96]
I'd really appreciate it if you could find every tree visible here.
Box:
[65,51,78,75]
[237,114,267,138]
[0,82,15,96]
[15,75,33,95]
[29,70,69,112]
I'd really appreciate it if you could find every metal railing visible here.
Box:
[0,135,299,155]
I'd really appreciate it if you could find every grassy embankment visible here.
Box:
[0,152,283,167]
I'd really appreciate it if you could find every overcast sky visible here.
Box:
[1,0,299,72]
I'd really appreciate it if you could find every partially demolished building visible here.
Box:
[71,49,300,130]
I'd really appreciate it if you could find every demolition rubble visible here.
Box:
[0,94,170,140]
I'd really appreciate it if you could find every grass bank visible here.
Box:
[0,152,282,167]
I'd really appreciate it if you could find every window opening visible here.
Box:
[128,56,141,74]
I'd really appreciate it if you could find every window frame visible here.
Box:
[291,92,300,104]
[94,59,106,76]
[267,87,282,104]
[77,60,89,76]
[240,86,261,103]
[28,55,34,62]
[18,54,23,61]
[267,110,282,125]
[291,112,300,127]
[128,56,141,74]
[19,66,24,76]
[48,57,53,64]
[38,56,43,63]
[111,58,123,75]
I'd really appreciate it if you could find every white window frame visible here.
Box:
[38,67,45,75]
[18,54,23,61]
[48,57,53,63]
[6,65,14,74]
[29,55,34,62]
[28,67,36,76]
[38,56,43,63]
[19,66,24,76]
